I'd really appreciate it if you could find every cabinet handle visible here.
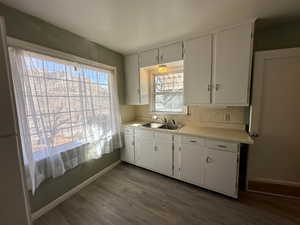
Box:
[189,140,197,143]
[160,55,163,63]
[154,146,158,151]
[156,55,159,63]
[215,84,220,91]
[206,156,213,163]
[217,145,227,148]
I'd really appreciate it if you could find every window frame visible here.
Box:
[7,37,118,160]
[150,67,187,115]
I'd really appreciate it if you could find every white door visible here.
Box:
[213,22,253,105]
[121,129,135,164]
[204,148,238,198]
[154,132,173,176]
[139,48,159,68]
[159,42,183,64]
[125,54,140,105]
[135,130,155,170]
[248,48,300,193]
[184,35,212,105]
[180,136,204,186]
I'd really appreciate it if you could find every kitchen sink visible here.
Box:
[142,122,179,130]
[142,122,164,129]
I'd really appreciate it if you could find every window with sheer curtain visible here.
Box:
[9,47,122,193]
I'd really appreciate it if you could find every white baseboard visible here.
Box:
[31,160,121,221]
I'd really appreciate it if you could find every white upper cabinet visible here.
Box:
[139,48,159,68]
[213,23,253,105]
[159,42,183,64]
[125,54,140,105]
[125,54,149,105]
[184,35,212,105]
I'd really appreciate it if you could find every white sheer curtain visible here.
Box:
[9,47,122,193]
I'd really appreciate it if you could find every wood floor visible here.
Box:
[34,163,300,225]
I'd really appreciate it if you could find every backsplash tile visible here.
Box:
[134,105,247,130]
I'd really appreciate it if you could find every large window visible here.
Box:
[9,46,122,192]
[10,49,116,154]
[152,71,185,113]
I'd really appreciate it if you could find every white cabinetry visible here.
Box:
[125,54,140,105]
[125,126,241,198]
[159,42,183,64]
[135,129,155,170]
[135,129,173,177]
[139,49,159,68]
[139,42,183,69]
[184,35,212,105]
[121,127,135,164]
[180,136,205,186]
[154,132,173,176]
[174,136,240,198]
[125,54,149,105]
[204,140,239,198]
[183,22,253,106]
[213,23,253,105]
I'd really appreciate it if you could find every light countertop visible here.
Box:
[123,121,253,144]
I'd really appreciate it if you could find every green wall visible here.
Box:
[0,3,122,212]
[254,19,300,51]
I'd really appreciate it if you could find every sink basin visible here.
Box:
[142,122,179,130]
[142,123,164,129]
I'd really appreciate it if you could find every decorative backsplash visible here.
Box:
[133,105,248,130]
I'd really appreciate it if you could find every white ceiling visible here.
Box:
[1,0,300,54]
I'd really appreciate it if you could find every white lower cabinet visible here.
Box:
[135,129,155,170]
[204,147,239,198]
[135,129,173,177]
[123,127,240,198]
[154,132,173,176]
[121,127,135,164]
[175,136,240,198]
[179,136,205,186]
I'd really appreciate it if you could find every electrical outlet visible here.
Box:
[224,112,231,121]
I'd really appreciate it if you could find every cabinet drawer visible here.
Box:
[206,140,238,152]
[181,136,204,146]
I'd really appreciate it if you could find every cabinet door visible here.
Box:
[139,49,159,68]
[184,35,212,105]
[154,132,173,176]
[180,136,205,186]
[135,130,155,170]
[204,148,238,198]
[159,42,183,64]
[213,23,253,105]
[125,54,140,105]
[121,133,135,164]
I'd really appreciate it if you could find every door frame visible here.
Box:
[247,47,300,194]
[249,47,300,136]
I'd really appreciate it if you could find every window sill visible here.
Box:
[33,141,87,162]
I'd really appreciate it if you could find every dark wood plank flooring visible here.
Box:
[34,163,300,225]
